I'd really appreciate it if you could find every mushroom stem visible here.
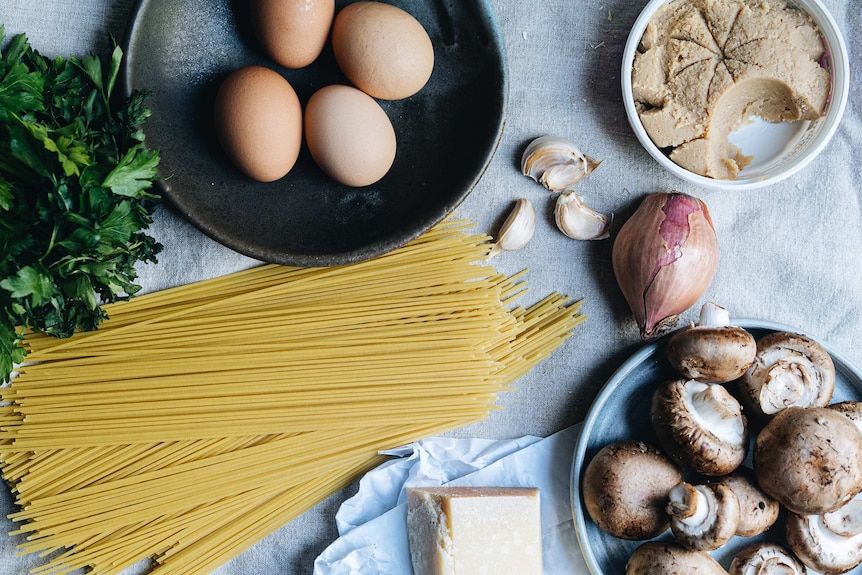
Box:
[740,331,835,417]
[666,482,740,551]
[651,379,748,476]
[667,483,710,525]
[689,384,744,435]
[698,302,731,328]
[762,353,816,409]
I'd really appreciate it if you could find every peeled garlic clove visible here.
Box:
[521,135,602,191]
[611,192,719,339]
[554,191,611,240]
[489,198,536,257]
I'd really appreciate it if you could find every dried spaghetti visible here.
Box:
[0,219,584,574]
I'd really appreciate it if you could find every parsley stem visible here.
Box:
[40,223,60,262]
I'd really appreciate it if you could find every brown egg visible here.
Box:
[213,66,302,182]
[304,84,396,187]
[250,0,335,69]
[331,2,434,100]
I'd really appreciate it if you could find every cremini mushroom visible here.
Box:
[738,331,835,418]
[666,481,740,551]
[665,302,756,383]
[651,378,748,476]
[830,400,862,434]
[754,406,862,515]
[729,541,808,575]
[582,440,684,540]
[714,468,780,537]
[626,541,727,575]
[786,497,862,574]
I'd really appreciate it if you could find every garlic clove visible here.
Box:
[697,301,730,328]
[521,135,602,191]
[489,198,536,257]
[554,191,611,240]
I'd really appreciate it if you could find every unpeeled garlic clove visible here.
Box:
[521,135,602,191]
[489,198,536,257]
[554,191,611,240]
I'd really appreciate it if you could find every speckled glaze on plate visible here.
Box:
[570,319,862,574]
[121,0,507,267]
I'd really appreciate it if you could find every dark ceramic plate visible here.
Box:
[570,319,862,574]
[121,0,507,266]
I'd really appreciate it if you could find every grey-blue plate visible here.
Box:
[571,319,862,574]
[121,0,507,267]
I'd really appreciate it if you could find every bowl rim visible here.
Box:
[620,0,850,191]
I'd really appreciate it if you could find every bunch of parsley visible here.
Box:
[0,28,162,382]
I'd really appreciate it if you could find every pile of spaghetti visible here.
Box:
[0,220,584,575]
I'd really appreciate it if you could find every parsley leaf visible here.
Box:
[103,147,160,198]
[0,29,163,382]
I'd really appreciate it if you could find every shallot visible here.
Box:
[611,192,719,339]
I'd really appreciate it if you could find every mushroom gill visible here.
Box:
[740,331,835,418]
[651,378,748,476]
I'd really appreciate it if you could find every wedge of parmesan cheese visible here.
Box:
[406,486,542,575]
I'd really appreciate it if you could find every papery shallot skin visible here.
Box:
[612,192,719,339]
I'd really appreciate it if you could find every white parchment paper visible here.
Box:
[313,425,589,575]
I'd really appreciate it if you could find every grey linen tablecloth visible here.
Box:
[1,0,860,573]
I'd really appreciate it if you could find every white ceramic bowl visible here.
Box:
[621,0,849,191]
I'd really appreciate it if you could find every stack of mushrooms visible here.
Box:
[582,302,862,575]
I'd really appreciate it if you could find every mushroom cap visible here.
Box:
[754,406,862,515]
[626,541,727,575]
[714,468,780,537]
[830,400,862,435]
[651,378,748,476]
[667,482,740,551]
[582,440,683,540]
[739,331,835,418]
[785,498,862,574]
[666,325,756,383]
[729,541,807,575]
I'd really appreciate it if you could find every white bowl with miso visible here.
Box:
[621,0,849,190]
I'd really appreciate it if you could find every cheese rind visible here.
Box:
[406,486,543,575]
